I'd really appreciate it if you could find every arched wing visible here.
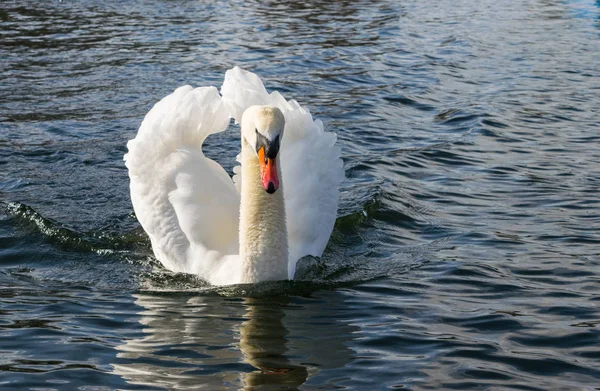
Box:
[221,67,344,277]
[278,110,344,273]
[125,86,241,282]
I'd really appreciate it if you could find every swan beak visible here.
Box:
[257,147,279,194]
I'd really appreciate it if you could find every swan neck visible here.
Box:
[239,139,288,283]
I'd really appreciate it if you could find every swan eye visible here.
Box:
[254,131,280,160]
[266,135,280,158]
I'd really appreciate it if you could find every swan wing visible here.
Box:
[125,86,242,285]
[221,67,344,277]
[277,107,344,275]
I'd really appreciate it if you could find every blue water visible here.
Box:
[1,0,600,389]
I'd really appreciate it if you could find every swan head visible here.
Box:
[241,106,285,194]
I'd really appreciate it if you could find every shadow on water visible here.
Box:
[112,293,357,390]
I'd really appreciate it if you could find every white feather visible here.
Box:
[125,67,344,285]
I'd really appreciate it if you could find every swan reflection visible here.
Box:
[239,298,308,389]
[112,292,355,390]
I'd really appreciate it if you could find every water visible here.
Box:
[1,0,600,389]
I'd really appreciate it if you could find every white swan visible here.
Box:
[125,67,344,285]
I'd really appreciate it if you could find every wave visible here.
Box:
[4,198,453,296]
[5,201,150,256]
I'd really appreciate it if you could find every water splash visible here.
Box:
[4,200,451,296]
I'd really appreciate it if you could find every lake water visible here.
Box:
[1,0,600,389]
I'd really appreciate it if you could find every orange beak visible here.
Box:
[258,147,279,194]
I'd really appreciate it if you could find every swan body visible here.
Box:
[125,67,343,285]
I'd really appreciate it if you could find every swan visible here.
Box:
[125,67,343,285]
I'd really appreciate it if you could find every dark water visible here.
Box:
[1,0,600,389]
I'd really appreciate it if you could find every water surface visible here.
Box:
[1,0,600,389]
